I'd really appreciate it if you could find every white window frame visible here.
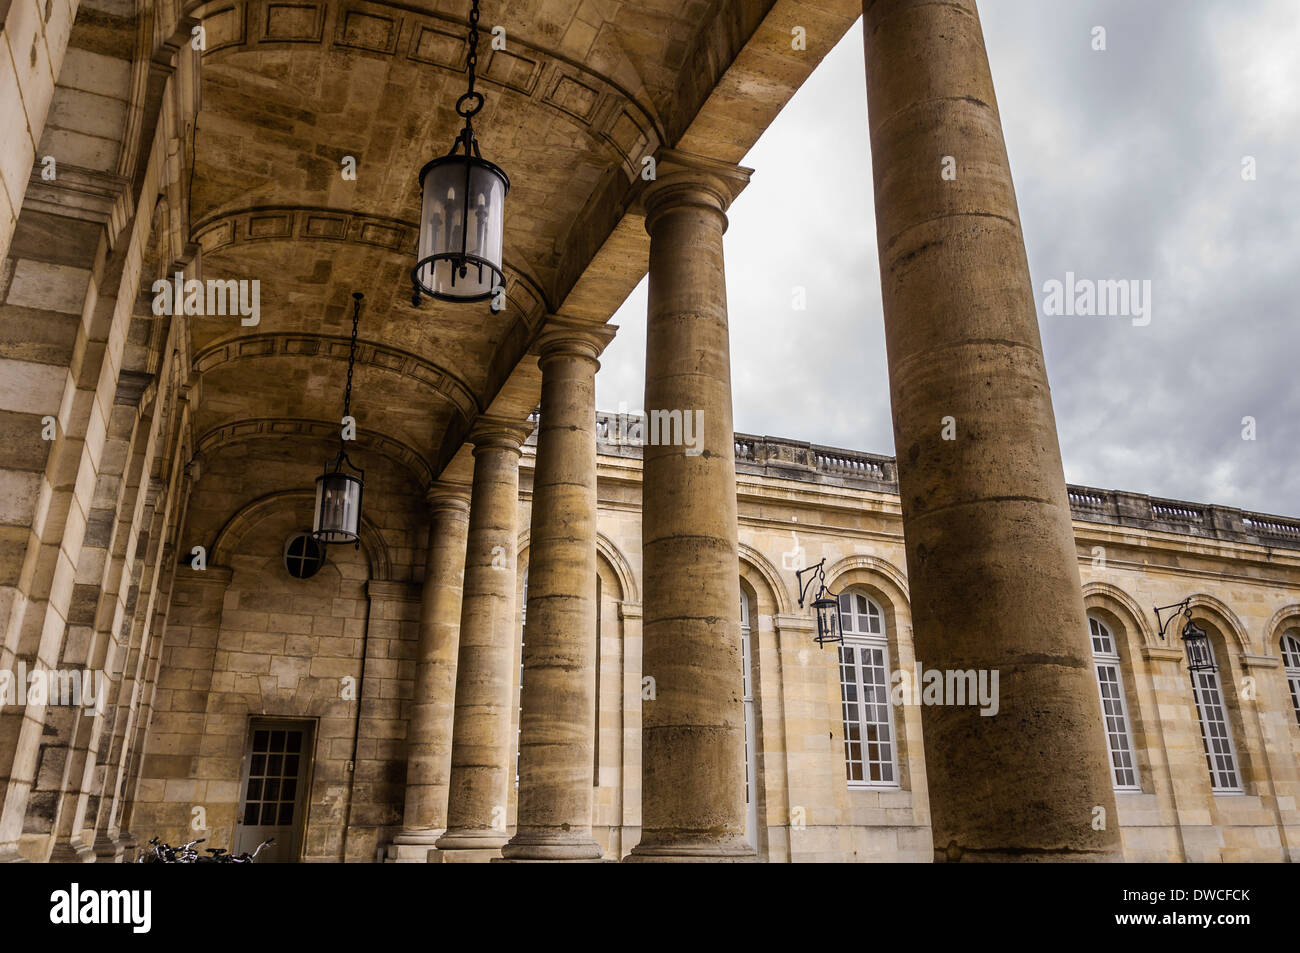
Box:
[1191,637,1243,794]
[739,589,758,846]
[1088,616,1140,792]
[837,590,899,790]
[1281,631,1300,729]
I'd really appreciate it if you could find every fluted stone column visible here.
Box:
[626,150,755,862]
[433,418,531,862]
[863,0,1121,860]
[390,482,471,862]
[502,319,615,862]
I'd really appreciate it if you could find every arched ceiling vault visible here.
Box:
[180,0,860,482]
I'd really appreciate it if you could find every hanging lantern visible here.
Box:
[1154,599,1217,678]
[795,558,843,648]
[1180,618,1215,674]
[411,0,509,308]
[312,293,366,547]
[810,591,842,647]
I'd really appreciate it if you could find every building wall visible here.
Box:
[90,427,1300,864]
[128,441,427,862]
[548,440,1300,863]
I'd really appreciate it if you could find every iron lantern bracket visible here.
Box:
[796,558,832,609]
[1153,598,1192,644]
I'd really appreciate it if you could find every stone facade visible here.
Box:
[535,416,1300,863]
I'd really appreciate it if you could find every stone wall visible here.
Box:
[510,419,1300,862]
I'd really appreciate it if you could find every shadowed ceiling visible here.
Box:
[183,0,857,487]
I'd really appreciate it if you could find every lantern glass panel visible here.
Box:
[416,156,508,299]
[1186,636,1214,672]
[813,595,841,645]
[314,472,362,544]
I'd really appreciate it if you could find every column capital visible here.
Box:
[468,416,533,455]
[532,317,618,364]
[639,148,753,231]
[426,481,471,512]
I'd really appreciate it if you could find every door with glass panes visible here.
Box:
[234,720,313,862]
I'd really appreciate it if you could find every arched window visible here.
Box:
[1088,616,1139,791]
[739,588,758,847]
[837,590,897,787]
[1191,637,1242,792]
[1281,630,1300,728]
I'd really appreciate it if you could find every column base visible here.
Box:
[432,827,507,861]
[934,845,1125,863]
[428,847,502,864]
[48,838,96,863]
[624,836,758,863]
[93,833,124,864]
[386,829,445,863]
[498,832,603,862]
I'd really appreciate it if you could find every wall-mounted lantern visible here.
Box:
[1154,598,1215,676]
[796,558,842,648]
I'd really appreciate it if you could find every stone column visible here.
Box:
[626,150,754,862]
[390,482,471,861]
[433,418,531,862]
[863,0,1120,860]
[502,319,615,862]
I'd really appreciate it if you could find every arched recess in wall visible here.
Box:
[1186,594,1252,654]
[1264,603,1300,650]
[1083,582,1158,650]
[1082,582,1153,793]
[514,530,639,605]
[824,554,912,645]
[737,543,791,617]
[823,553,917,792]
[209,489,392,581]
[825,553,910,607]
[1185,594,1258,793]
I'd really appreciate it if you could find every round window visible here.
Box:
[283,533,326,579]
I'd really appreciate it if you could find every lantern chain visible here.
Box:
[342,292,362,425]
[456,0,484,123]
[467,0,480,99]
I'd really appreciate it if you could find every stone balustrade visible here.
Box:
[525,412,1300,551]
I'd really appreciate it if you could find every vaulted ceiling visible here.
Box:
[184,0,859,488]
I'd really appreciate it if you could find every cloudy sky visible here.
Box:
[594,0,1300,518]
